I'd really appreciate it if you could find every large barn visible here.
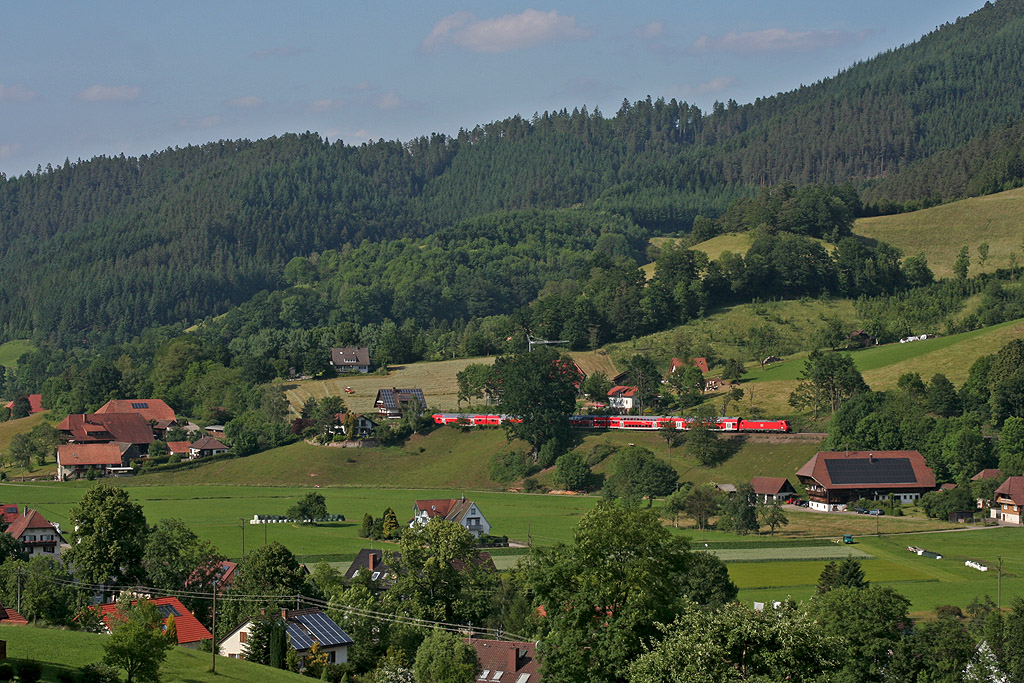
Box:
[796,451,936,511]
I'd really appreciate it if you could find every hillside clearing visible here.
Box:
[0,339,35,368]
[854,186,1024,278]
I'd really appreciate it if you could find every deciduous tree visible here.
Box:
[413,630,480,683]
[102,599,174,683]
[66,484,148,590]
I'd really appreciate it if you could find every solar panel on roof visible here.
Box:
[156,603,180,618]
[824,458,917,485]
[131,402,149,409]
[285,622,314,650]
[294,612,354,646]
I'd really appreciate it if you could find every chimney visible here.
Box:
[368,552,376,571]
[281,608,288,621]
[507,645,519,671]
[869,453,875,463]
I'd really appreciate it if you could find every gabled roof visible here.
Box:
[413,498,478,524]
[608,385,637,398]
[58,413,154,445]
[0,504,20,524]
[191,436,227,450]
[375,388,427,411]
[750,477,795,496]
[344,548,392,581]
[5,509,65,543]
[797,451,935,489]
[670,358,709,374]
[98,597,211,645]
[995,476,1024,506]
[330,346,371,367]
[4,394,43,414]
[280,609,354,650]
[0,604,28,625]
[466,639,539,683]
[57,442,133,466]
[166,441,191,455]
[95,399,175,423]
[972,468,1004,482]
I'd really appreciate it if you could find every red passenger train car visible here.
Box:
[432,413,789,433]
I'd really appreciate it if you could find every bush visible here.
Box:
[167,453,180,464]
[585,443,618,466]
[488,450,537,483]
[0,663,13,682]
[522,477,547,493]
[15,660,41,683]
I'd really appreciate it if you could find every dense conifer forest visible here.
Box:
[1,0,1023,353]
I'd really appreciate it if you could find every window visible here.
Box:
[491,672,503,681]
[239,631,247,643]
[516,675,530,683]
[371,572,381,580]
[479,671,490,680]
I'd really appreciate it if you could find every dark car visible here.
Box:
[869,509,885,516]
[854,507,868,514]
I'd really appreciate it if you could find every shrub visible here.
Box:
[15,660,41,683]
[0,663,13,682]
[488,450,536,483]
[522,477,546,493]
[585,443,618,467]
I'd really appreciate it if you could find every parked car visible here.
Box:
[854,507,868,514]
[869,509,885,516]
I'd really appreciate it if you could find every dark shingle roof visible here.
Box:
[797,451,935,489]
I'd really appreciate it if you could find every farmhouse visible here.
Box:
[4,394,43,415]
[465,638,539,683]
[750,477,797,504]
[57,412,154,451]
[95,398,175,423]
[330,346,372,373]
[374,387,427,419]
[56,442,138,481]
[4,509,66,559]
[344,548,394,584]
[670,357,709,374]
[219,608,353,666]
[796,450,936,511]
[331,412,378,438]
[992,476,1024,524]
[607,386,638,411]
[189,436,228,459]
[97,597,211,648]
[410,497,490,537]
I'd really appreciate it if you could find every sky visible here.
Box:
[0,1,989,177]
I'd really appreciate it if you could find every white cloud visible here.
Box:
[635,22,663,40]
[376,90,403,110]
[0,143,23,159]
[423,9,587,53]
[0,84,37,102]
[227,96,264,108]
[308,98,342,113]
[695,76,736,94]
[250,46,311,59]
[198,115,223,127]
[691,28,866,54]
[77,85,141,102]
[352,129,370,139]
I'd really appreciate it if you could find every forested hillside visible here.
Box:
[2,0,1024,345]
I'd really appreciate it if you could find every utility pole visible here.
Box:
[241,519,245,558]
[211,578,217,674]
[264,521,267,546]
[998,556,1003,610]
[16,565,21,613]
[527,523,532,548]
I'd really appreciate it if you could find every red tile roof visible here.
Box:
[972,468,1004,481]
[750,477,794,496]
[98,596,211,645]
[670,358,708,374]
[0,604,28,625]
[58,413,154,446]
[95,399,176,423]
[797,451,935,490]
[167,441,191,455]
[414,499,456,517]
[5,509,64,543]
[0,504,20,524]
[4,394,43,414]
[191,436,227,450]
[608,385,638,398]
[57,442,133,466]
[995,476,1024,506]
[465,639,538,682]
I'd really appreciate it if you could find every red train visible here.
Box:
[431,413,790,433]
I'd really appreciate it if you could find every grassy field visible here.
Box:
[738,317,1024,417]
[736,527,1024,616]
[568,350,618,379]
[0,339,36,368]
[0,624,306,682]
[711,545,872,562]
[284,356,496,415]
[855,187,1024,279]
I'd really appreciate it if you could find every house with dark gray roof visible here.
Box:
[374,387,427,419]
[219,608,354,668]
[330,346,372,373]
[797,451,936,511]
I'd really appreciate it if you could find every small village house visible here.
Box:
[188,436,229,459]
[330,412,377,438]
[219,608,353,666]
[607,386,638,411]
[56,442,138,481]
[97,597,211,648]
[465,638,539,683]
[750,477,797,504]
[4,394,43,416]
[410,497,491,538]
[57,412,155,452]
[374,387,427,419]
[796,450,936,511]
[4,509,66,559]
[992,476,1024,524]
[330,346,372,373]
[344,549,394,585]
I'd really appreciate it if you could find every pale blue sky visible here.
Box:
[0,1,988,176]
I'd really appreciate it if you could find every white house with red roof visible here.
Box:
[97,596,211,648]
[166,441,191,459]
[4,509,66,559]
[189,436,228,459]
[410,497,490,537]
[607,386,638,411]
[56,442,138,481]
[993,476,1024,524]
[797,451,936,511]
[750,477,798,504]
